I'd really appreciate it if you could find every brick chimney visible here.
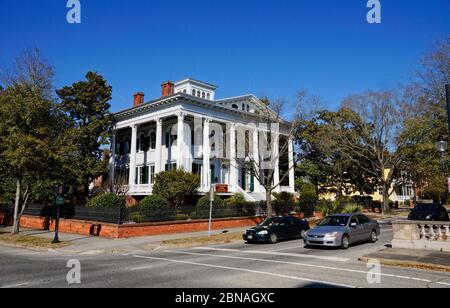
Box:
[133,92,145,107]
[161,81,175,97]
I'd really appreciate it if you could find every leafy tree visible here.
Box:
[296,109,378,198]
[0,49,56,234]
[152,170,200,207]
[400,39,450,202]
[56,72,114,199]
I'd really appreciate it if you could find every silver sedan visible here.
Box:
[304,214,380,249]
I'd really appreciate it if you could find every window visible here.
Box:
[232,104,238,109]
[192,163,202,176]
[139,166,149,185]
[183,89,187,94]
[197,91,201,97]
[150,132,156,150]
[247,105,250,112]
[165,163,177,171]
[242,104,245,111]
[202,92,206,99]
[207,93,211,100]
[357,215,370,224]
[150,165,155,184]
[192,89,196,96]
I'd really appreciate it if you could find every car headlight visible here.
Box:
[426,215,432,220]
[258,230,269,235]
[324,232,338,238]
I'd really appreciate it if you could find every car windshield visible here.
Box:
[318,216,349,227]
[259,218,283,227]
[413,204,437,212]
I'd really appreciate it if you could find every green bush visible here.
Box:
[87,193,124,208]
[225,194,247,206]
[175,214,190,221]
[152,170,200,207]
[192,196,225,219]
[316,200,341,217]
[297,180,318,216]
[342,204,363,214]
[138,195,169,209]
[129,212,145,223]
[136,195,171,222]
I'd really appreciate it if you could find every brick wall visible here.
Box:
[0,214,264,239]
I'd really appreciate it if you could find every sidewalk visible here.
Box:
[360,248,450,272]
[0,225,248,255]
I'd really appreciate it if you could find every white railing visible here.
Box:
[392,220,450,252]
[418,223,450,241]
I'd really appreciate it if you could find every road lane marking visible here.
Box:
[192,247,350,262]
[132,254,357,288]
[0,283,29,289]
[166,250,433,284]
[130,265,153,271]
[436,282,450,287]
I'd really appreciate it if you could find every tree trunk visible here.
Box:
[266,186,274,217]
[381,184,390,215]
[12,179,21,235]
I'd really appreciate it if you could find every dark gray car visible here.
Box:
[304,214,380,249]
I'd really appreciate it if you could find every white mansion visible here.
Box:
[110,78,296,202]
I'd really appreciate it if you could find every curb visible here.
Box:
[359,256,450,273]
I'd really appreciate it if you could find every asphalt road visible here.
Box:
[1,225,449,288]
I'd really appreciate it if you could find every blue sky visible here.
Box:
[0,0,449,116]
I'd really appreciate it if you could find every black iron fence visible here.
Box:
[0,202,281,225]
[0,198,385,226]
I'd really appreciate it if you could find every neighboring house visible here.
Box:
[319,169,415,205]
[109,78,296,202]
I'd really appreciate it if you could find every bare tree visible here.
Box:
[231,95,304,217]
[334,90,406,214]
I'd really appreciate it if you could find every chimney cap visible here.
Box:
[134,92,145,96]
[161,81,174,86]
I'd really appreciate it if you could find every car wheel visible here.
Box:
[300,229,307,239]
[341,234,350,250]
[370,230,378,243]
[269,233,278,244]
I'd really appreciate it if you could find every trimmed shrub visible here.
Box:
[225,194,247,206]
[139,195,169,209]
[87,193,124,208]
[136,195,171,222]
[192,196,225,219]
[152,170,200,207]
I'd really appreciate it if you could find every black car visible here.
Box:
[243,216,310,244]
[408,203,450,222]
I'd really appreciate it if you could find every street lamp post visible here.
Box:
[435,136,448,205]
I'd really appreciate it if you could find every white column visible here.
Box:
[288,138,295,193]
[176,112,185,170]
[109,131,117,191]
[155,118,163,174]
[273,132,281,193]
[129,124,138,190]
[230,124,238,193]
[203,118,211,190]
[252,128,261,193]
